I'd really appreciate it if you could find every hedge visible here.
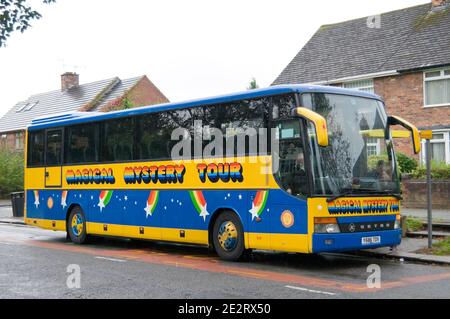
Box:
[412,161,450,180]
[0,149,24,197]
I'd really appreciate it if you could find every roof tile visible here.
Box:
[273,3,450,84]
[0,76,144,133]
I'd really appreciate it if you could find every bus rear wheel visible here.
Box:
[67,207,88,244]
[213,211,245,261]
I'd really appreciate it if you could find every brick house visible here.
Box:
[0,72,169,152]
[273,0,450,164]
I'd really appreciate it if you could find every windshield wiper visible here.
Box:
[363,189,403,201]
[326,188,355,203]
[326,187,402,203]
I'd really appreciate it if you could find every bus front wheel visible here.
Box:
[213,211,245,261]
[67,207,88,244]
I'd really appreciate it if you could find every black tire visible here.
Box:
[67,206,88,244]
[213,211,245,261]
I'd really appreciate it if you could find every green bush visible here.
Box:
[396,152,418,174]
[432,237,450,256]
[405,217,424,232]
[412,161,450,180]
[368,154,389,170]
[0,149,24,197]
[368,152,418,175]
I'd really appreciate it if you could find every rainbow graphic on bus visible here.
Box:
[144,190,159,218]
[249,190,268,221]
[189,190,209,221]
[33,190,40,208]
[98,190,113,212]
[61,190,68,209]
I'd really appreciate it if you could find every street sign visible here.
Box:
[420,130,432,140]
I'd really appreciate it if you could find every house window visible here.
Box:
[421,131,450,164]
[424,69,450,106]
[15,132,24,150]
[343,79,374,93]
[15,103,27,113]
[1,134,6,148]
[367,137,380,156]
[24,101,38,111]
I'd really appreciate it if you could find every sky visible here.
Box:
[0,0,428,117]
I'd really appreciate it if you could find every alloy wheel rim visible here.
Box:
[71,213,83,237]
[218,221,238,252]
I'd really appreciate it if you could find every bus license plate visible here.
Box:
[362,236,381,245]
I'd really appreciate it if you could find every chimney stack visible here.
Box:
[61,72,79,91]
[431,0,448,8]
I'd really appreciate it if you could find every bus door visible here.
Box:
[45,129,63,188]
[268,118,309,252]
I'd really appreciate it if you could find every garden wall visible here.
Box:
[401,177,450,209]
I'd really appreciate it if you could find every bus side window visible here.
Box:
[196,100,265,159]
[27,131,45,166]
[46,130,62,166]
[137,110,193,161]
[65,124,99,164]
[193,104,223,158]
[103,117,134,162]
[167,109,194,159]
[270,94,307,197]
[273,120,307,197]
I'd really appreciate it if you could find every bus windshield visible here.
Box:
[302,93,400,197]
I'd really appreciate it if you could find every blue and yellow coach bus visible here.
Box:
[24,85,420,261]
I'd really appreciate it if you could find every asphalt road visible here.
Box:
[0,223,449,299]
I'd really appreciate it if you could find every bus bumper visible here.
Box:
[312,230,402,253]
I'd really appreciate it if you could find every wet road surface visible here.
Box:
[0,223,449,298]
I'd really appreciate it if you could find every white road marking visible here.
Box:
[0,241,18,246]
[95,256,127,263]
[285,285,337,296]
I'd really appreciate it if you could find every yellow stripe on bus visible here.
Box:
[24,218,311,253]
[24,156,279,190]
[246,232,309,253]
[24,218,66,231]
[87,222,209,245]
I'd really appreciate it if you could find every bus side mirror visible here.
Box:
[295,107,329,147]
[386,115,421,154]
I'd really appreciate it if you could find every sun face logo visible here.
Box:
[281,210,294,228]
[47,197,54,210]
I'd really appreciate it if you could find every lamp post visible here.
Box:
[420,130,433,249]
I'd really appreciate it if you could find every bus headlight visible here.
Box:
[394,215,401,230]
[314,217,340,233]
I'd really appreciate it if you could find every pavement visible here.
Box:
[357,237,450,265]
[354,207,450,265]
[0,201,22,225]
[402,207,450,224]
[0,222,449,298]
[0,203,449,265]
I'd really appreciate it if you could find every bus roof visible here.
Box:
[27,84,383,131]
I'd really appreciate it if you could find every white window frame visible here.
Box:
[423,68,450,108]
[420,130,450,165]
[343,79,375,93]
[367,137,381,156]
[15,132,23,150]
